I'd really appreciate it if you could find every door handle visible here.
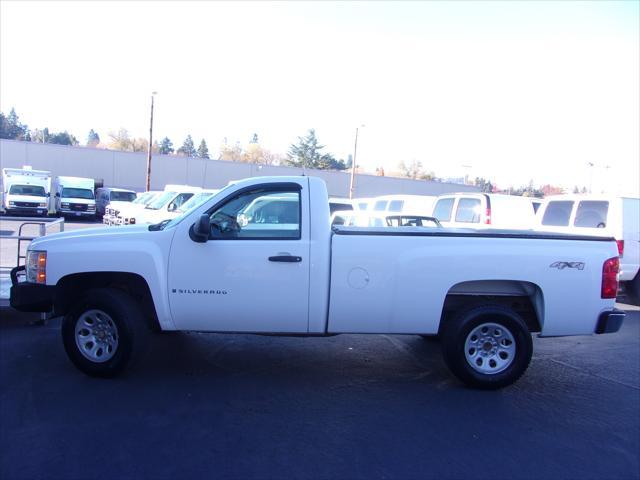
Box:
[268,255,302,263]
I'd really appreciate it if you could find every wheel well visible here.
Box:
[55,272,160,331]
[440,280,544,333]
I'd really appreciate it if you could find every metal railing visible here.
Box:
[0,217,64,320]
[1,217,65,268]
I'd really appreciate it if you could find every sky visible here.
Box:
[1,1,638,195]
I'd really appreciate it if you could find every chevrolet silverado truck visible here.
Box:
[10,176,625,389]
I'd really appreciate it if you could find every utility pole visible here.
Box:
[145,91,157,192]
[349,125,364,199]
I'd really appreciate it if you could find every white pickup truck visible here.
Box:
[10,176,625,389]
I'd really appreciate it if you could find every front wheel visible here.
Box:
[441,305,533,390]
[62,288,149,377]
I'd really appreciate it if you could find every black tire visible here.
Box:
[440,304,533,390]
[628,273,640,306]
[62,288,149,377]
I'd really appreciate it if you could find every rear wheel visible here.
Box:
[62,288,149,377]
[441,305,532,389]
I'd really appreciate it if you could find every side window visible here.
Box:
[388,200,404,212]
[433,198,454,222]
[169,193,194,211]
[542,201,574,226]
[574,201,609,228]
[374,200,388,212]
[455,198,481,223]
[209,189,301,239]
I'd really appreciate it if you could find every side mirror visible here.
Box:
[168,203,177,212]
[55,192,60,197]
[189,214,211,243]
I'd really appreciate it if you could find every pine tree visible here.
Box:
[197,139,210,159]
[158,137,174,154]
[87,129,100,146]
[177,135,196,157]
[250,133,259,144]
[0,108,28,140]
[286,129,339,170]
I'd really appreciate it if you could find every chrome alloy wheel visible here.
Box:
[464,322,516,374]
[74,309,119,363]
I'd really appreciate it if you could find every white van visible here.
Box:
[432,193,536,230]
[369,194,436,217]
[53,176,96,218]
[1,167,52,217]
[536,194,640,296]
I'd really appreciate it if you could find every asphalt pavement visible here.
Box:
[0,308,638,480]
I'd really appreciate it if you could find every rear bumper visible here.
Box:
[595,309,625,334]
[9,266,55,313]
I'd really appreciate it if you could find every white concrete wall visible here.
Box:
[0,139,479,197]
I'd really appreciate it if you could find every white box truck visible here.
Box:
[1,167,52,217]
[53,176,96,219]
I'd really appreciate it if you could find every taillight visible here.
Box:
[616,240,624,257]
[485,208,491,225]
[601,256,619,299]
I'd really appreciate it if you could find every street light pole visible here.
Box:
[349,125,364,199]
[145,91,157,192]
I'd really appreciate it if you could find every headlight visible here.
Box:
[39,203,47,208]
[26,250,47,284]
[129,218,136,224]
[61,202,70,208]
[9,201,15,206]
[88,205,96,210]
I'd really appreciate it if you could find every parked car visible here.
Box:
[122,185,200,225]
[536,194,640,300]
[370,194,436,217]
[95,188,137,218]
[11,176,624,389]
[432,193,536,230]
[328,197,354,215]
[1,167,51,217]
[331,211,441,228]
[103,191,161,226]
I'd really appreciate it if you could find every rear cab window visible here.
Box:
[542,201,574,226]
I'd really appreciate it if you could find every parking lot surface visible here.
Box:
[1,308,638,480]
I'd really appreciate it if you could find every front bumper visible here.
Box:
[595,309,625,334]
[5,206,48,216]
[60,209,95,217]
[9,266,55,312]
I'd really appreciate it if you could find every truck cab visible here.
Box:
[1,167,51,216]
[54,176,96,219]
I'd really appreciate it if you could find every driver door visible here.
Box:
[168,181,310,333]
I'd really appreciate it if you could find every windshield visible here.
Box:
[177,192,215,213]
[9,184,47,197]
[62,187,94,199]
[146,191,177,210]
[132,192,152,204]
[161,183,235,230]
[110,191,136,202]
